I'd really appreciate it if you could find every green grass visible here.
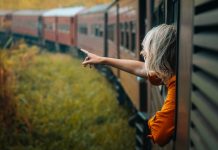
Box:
[0,44,135,150]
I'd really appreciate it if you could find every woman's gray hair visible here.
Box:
[141,24,176,82]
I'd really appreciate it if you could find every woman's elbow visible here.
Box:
[153,133,169,146]
[151,127,174,146]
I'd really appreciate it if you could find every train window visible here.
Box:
[58,24,70,33]
[95,25,100,37]
[79,24,88,35]
[130,21,136,52]
[120,23,124,47]
[45,23,54,31]
[99,25,103,37]
[154,0,163,10]
[125,22,129,49]
[108,24,114,41]
[153,0,165,26]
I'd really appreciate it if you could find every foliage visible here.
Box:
[0,44,134,150]
[0,0,112,10]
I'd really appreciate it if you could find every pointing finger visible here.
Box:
[80,48,89,54]
[82,60,92,65]
[84,56,89,61]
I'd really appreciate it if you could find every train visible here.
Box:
[0,0,217,150]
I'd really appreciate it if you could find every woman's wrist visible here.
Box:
[99,57,107,65]
[99,57,106,64]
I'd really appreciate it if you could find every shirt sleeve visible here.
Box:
[147,79,176,146]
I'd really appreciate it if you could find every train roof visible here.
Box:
[13,10,45,16]
[43,6,84,17]
[0,10,12,16]
[81,4,109,14]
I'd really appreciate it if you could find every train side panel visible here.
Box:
[107,3,119,77]
[12,10,44,38]
[57,17,73,46]
[118,0,140,110]
[12,16,38,37]
[56,7,84,47]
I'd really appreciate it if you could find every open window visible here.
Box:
[125,22,129,49]
[130,21,136,52]
[120,23,124,47]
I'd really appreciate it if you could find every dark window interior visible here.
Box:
[125,23,129,49]
[130,21,136,52]
[79,24,88,35]
[108,24,114,41]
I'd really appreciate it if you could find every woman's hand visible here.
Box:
[80,49,104,67]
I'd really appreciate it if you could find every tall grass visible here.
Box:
[0,48,18,143]
[0,44,134,150]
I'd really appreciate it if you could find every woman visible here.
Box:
[81,24,176,146]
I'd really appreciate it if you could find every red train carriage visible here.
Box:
[12,10,44,38]
[0,10,12,33]
[43,8,60,43]
[56,7,84,46]
[77,4,109,56]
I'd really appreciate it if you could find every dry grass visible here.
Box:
[0,44,134,150]
[0,48,19,142]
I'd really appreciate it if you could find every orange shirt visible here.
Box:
[148,76,176,146]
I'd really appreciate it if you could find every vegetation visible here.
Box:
[0,0,112,10]
[0,43,134,150]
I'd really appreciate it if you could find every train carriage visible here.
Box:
[42,8,60,44]
[77,4,109,56]
[56,7,84,46]
[12,10,44,39]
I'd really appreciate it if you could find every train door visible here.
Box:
[175,0,218,149]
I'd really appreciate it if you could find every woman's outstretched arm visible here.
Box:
[80,49,147,78]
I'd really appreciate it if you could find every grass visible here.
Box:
[0,43,135,150]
